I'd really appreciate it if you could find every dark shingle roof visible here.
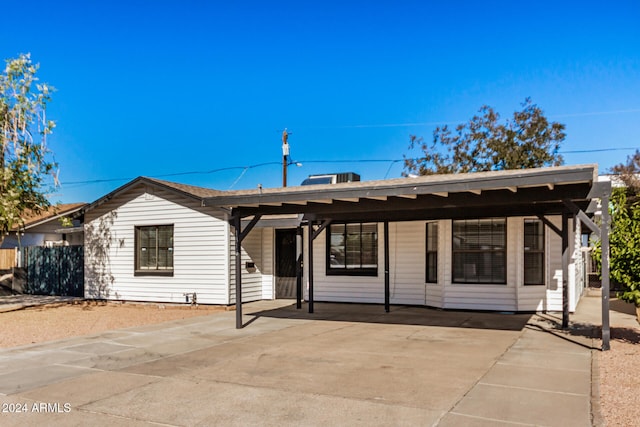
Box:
[83,176,226,213]
[18,203,87,230]
[144,178,226,198]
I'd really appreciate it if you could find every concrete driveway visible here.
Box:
[0,300,597,426]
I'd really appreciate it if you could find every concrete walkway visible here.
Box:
[0,295,608,426]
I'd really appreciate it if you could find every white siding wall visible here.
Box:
[518,217,555,311]
[229,227,273,304]
[307,224,384,303]
[389,222,426,305]
[572,219,584,311]
[261,228,274,300]
[84,186,229,304]
[425,220,447,307]
[300,216,580,313]
[547,216,564,310]
[305,221,437,305]
[440,218,518,311]
[512,216,582,313]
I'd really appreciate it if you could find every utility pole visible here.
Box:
[282,128,289,187]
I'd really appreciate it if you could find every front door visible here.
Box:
[275,228,297,299]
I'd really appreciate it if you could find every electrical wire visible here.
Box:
[59,147,639,187]
[295,109,640,130]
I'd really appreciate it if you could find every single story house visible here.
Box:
[1,203,86,250]
[83,164,609,317]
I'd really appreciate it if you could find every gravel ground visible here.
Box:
[0,299,637,426]
[0,300,226,348]
[598,325,640,427]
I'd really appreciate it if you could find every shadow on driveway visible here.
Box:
[246,301,533,331]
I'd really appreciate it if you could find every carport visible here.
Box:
[203,164,613,349]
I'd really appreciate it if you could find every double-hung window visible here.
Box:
[327,222,378,276]
[452,218,506,284]
[135,225,174,276]
[426,222,438,283]
[524,219,545,285]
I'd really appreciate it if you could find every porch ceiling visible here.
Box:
[204,164,598,222]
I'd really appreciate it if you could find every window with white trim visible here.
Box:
[426,222,438,283]
[524,219,545,285]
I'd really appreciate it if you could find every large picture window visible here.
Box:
[327,222,377,276]
[524,219,545,285]
[426,222,438,283]
[135,225,174,276]
[452,218,506,284]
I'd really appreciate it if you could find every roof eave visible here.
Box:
[203,165,597,208]
[82,176,209,214]
[21,205,87,230]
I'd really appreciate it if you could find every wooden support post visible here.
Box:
[234,215,243,329]
[562,212,570,329]
[384,221,390,313]
[308,222,314,314]
[601,194,611,350]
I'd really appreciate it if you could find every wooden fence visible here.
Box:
[23,246,84,297]
[0,248,16,270]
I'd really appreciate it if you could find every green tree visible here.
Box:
[593,150,640,307]
[611,149,640,199]
[404,98,565,176]
[1,53,56,240]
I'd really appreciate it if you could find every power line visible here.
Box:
[552,109,640,119]
[560,147,638,154]
[60,162,281,186]
[59,146,638,188]
[300,108,640,130]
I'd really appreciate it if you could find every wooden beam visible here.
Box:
[588,180,612,199]
[334,198,359,203]
[364,196,388,201]
[547,183,555,190]
[308,221,314,314]
[384,221,390,313]
[204,165,596,208]
[563,199,601,237]
[506,186,517,193]
[312,219,332,241]
[396,194,417,199]
[432,192,448,197]
[468,189,482,195]
[234,184,589,217]
[239,215,261,242]
[562,212,569,329]
[536,214,562,237]
[234,215,243,329]
[601,193,611,350]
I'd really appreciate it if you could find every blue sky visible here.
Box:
[3,1,640,203]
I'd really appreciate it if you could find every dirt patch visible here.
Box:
[599,326,640,427]
[0,300,228,348]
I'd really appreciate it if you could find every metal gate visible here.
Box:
[24,246,84,297]
[275,229,297,299]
